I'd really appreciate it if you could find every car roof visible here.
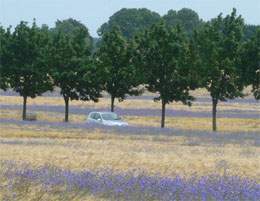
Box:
[89,112,117,115]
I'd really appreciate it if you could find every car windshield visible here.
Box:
[101,113,121,121]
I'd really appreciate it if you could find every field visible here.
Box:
[0,89,259,200]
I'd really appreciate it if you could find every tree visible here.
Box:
[4,21,52,120]
[92,37,101,53]
[95,27,141,112]
[244,25,260,41]
[135,21,197,128]
[98,8,161,39]
[240,29,260,99]
[194,9,245,131]
[51,19,102,122]
[163,8,203,36]
[0,26,8,90]
[0,26,13,91]
[52,18,93,48]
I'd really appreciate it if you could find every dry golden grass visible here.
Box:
[1,109,259,132]
[190,87,255,97]
[125,116,260,132]
[0,125,88,139]
[0,109,87,123]
[0,95,258,112]
[0,127,259,180]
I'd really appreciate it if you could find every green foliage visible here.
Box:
[244,24,260,41]
[135,21,197,128]
[95,27,141,111]
[98,8,161,39]
[163,8,203,36]
[92,37,101,52]
[4,21,53,98]
[51,18,93,52]
[0,26,8,90]
[194,9,245,131]
[240,29,260,99]
[195,9,244,101]
[50,19,102,121]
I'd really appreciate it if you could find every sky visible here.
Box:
[1,0,259,37]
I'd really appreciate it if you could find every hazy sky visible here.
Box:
[1,0,259,37]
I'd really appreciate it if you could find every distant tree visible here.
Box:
[95,27,141,112]
[0,26,14,91]
[135,21,197,128]
[51,19,102,122]
[51,18,93,50]
[240,29,260,99]
[163,8,203,36]
[0,26,8,90]
[194,9,245,131]
[4,21,53,120]
[92,37,101,52]
[244,25,260,41]
[98,8,161,39]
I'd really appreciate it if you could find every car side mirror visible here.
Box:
[97,118,102,122]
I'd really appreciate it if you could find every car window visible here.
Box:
[90,113,96,119]
[101,113,121,121]
[96,113,101,120]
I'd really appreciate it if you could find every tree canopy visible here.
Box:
[163,8,203,36]
[0,26,8,90]
[98,8,161,39]
[244,25,260,41]
[240,29,260,99]
[51,18,93,52]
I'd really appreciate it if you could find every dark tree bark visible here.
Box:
[64,96,69,122]
[212,98,218,132]
[111,96,115,112]
[22,95,27,120]
[161,100,166,128]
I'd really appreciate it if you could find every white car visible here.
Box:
[87,112,128,127]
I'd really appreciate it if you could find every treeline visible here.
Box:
[98,8,259,42]
[0,8,259,131]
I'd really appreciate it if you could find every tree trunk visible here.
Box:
[64,97,69,122]
[161,100,166,128]
[22,96,27,120]
[111,96,115,112]
[212,98,218,132]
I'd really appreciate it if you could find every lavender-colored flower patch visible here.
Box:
[1,161,259,201]
[1,104,259,119]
